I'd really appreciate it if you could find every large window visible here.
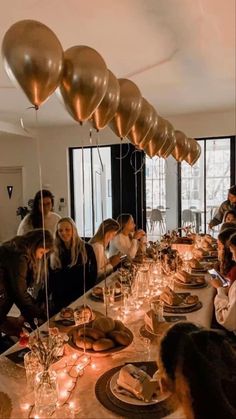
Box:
[181,137,235,233]
[70,147,112,238]
[145,156,166,236]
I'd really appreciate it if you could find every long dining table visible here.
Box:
[0,271,215,419]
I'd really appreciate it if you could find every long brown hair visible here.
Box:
[158,322,236,419]
[89,218,119,245]
[218,227,236,275]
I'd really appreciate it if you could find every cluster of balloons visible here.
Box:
[2,20,201,165]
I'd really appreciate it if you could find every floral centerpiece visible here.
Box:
[19,319,66,371]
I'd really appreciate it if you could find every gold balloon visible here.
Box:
[127,98,155,146]
[139,108,158,148]
[91,69,120,130]
[109,79,142,138]
[171,130,189,161]
[2,20,63,107]
[143,120,169,157]
[59,45,108,123]
[184,138,200,165]
[156,119,176,158]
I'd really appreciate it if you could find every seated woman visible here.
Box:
[89,218,121,280]
[158,322,236,419]
[50,217,97,313]
[211,232,236,333]
[17,189,61,236]
[109,214,146,260]
[217,227,236,285]
[0,229,53,335]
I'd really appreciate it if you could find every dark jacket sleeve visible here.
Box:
[209,202,225,227]
[7,254,44,322]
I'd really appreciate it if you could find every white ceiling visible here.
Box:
[0,0,235,129]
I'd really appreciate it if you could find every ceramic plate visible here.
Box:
[109,370,169,406]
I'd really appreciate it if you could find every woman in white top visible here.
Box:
[17,189,61,236]
[211,231,236,333]
[89,218,121,279]
[109,214,146,259]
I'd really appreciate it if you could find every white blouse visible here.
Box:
[214,280,236,333]
[17,212,61,236]
[91,242,113,278]
[109,233,138,259]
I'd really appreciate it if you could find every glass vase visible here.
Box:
[34,369,58,417]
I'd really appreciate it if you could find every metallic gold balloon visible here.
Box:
[184,138,200,165]
[127,98,155,146]
[139,108,158,149]
[91,69,120,130]
[59,46,108,123]
[109,79,142,138]
[2,20,63,107]
[171,130,189,161]
[143,119,169,157]
[155,119,176,158]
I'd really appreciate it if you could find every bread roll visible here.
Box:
[195,276,205,284]
[75,336,94,350]
[92,338,115,352]
[92,286,103,297]
[78,327,105,340]
[114,319,126,331]
[189,258,202,269]
[175,270,192,283]
[60,307,74,319]
[160,286,183,306]
[185,295,199,305]
[92,317,115,333]
[109,330,132,346]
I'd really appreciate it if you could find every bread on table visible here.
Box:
[189,258,202,269]
[185,295,199,305]
[160,286,183,306]
[174,270,192,283]
[194,276,206,285]
[60,307,74,319]
[92,316,115,333]
[144,309,160,334]
[117,364,159,402]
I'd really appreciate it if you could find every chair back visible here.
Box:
[182,209,194,223]
[150,208,163,222]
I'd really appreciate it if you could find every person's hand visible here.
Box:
[109,254,121,267]
[208,222,214,230]
[210,278,224,289]
[134,229,146,240]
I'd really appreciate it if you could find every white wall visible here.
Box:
[1,109,235,227]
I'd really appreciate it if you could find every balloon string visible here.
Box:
[20,105,38,135]
[120,140,123,217]
[116,141,130,160]
[34,108,50,329]
[141,158,144,231]
[130,149,145,174]
[96,131,107,315]
[134,152,138,227]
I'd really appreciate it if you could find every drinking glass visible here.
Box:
[24,351,43,391]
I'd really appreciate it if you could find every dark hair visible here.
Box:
[228,232,236,247]
[218,227,236,274]
[229,185,236,196]
[3,229,54,278]
[223,210,236,222]
[159,323,236,419]
[30,190,54,228]
[117,214,133,231]
[220,222,236,233]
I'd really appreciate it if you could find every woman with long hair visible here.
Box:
[217,227,236,284]
[0,229,54,334]
[109,213,146,259]
[211,231,236,333]
[50,217,97,312]
[158,322,236,419]
[17,189,61,236]
[89,218,120,279]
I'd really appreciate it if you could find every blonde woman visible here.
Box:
[89,218,120,279]
[50,217,97,312]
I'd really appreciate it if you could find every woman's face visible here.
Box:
[217,239,224,261]
[35,247,50,259]
[57,221,73,244]
[39,197,53,216]
[125,217,135,232]
[229,244,236,261]
[225,213,236,223]
[105,230,117,243]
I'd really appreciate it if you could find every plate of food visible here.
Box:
[68,316,133,356]
[159,287,199,310]
[109,364,169,406]
[90,284,122,301]
[54,305,96,325]
[174,270,207,288]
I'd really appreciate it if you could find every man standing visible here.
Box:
[209,185,236,229]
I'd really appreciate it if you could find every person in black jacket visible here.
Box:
[50,217,97,313]
[0,229,54,335]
